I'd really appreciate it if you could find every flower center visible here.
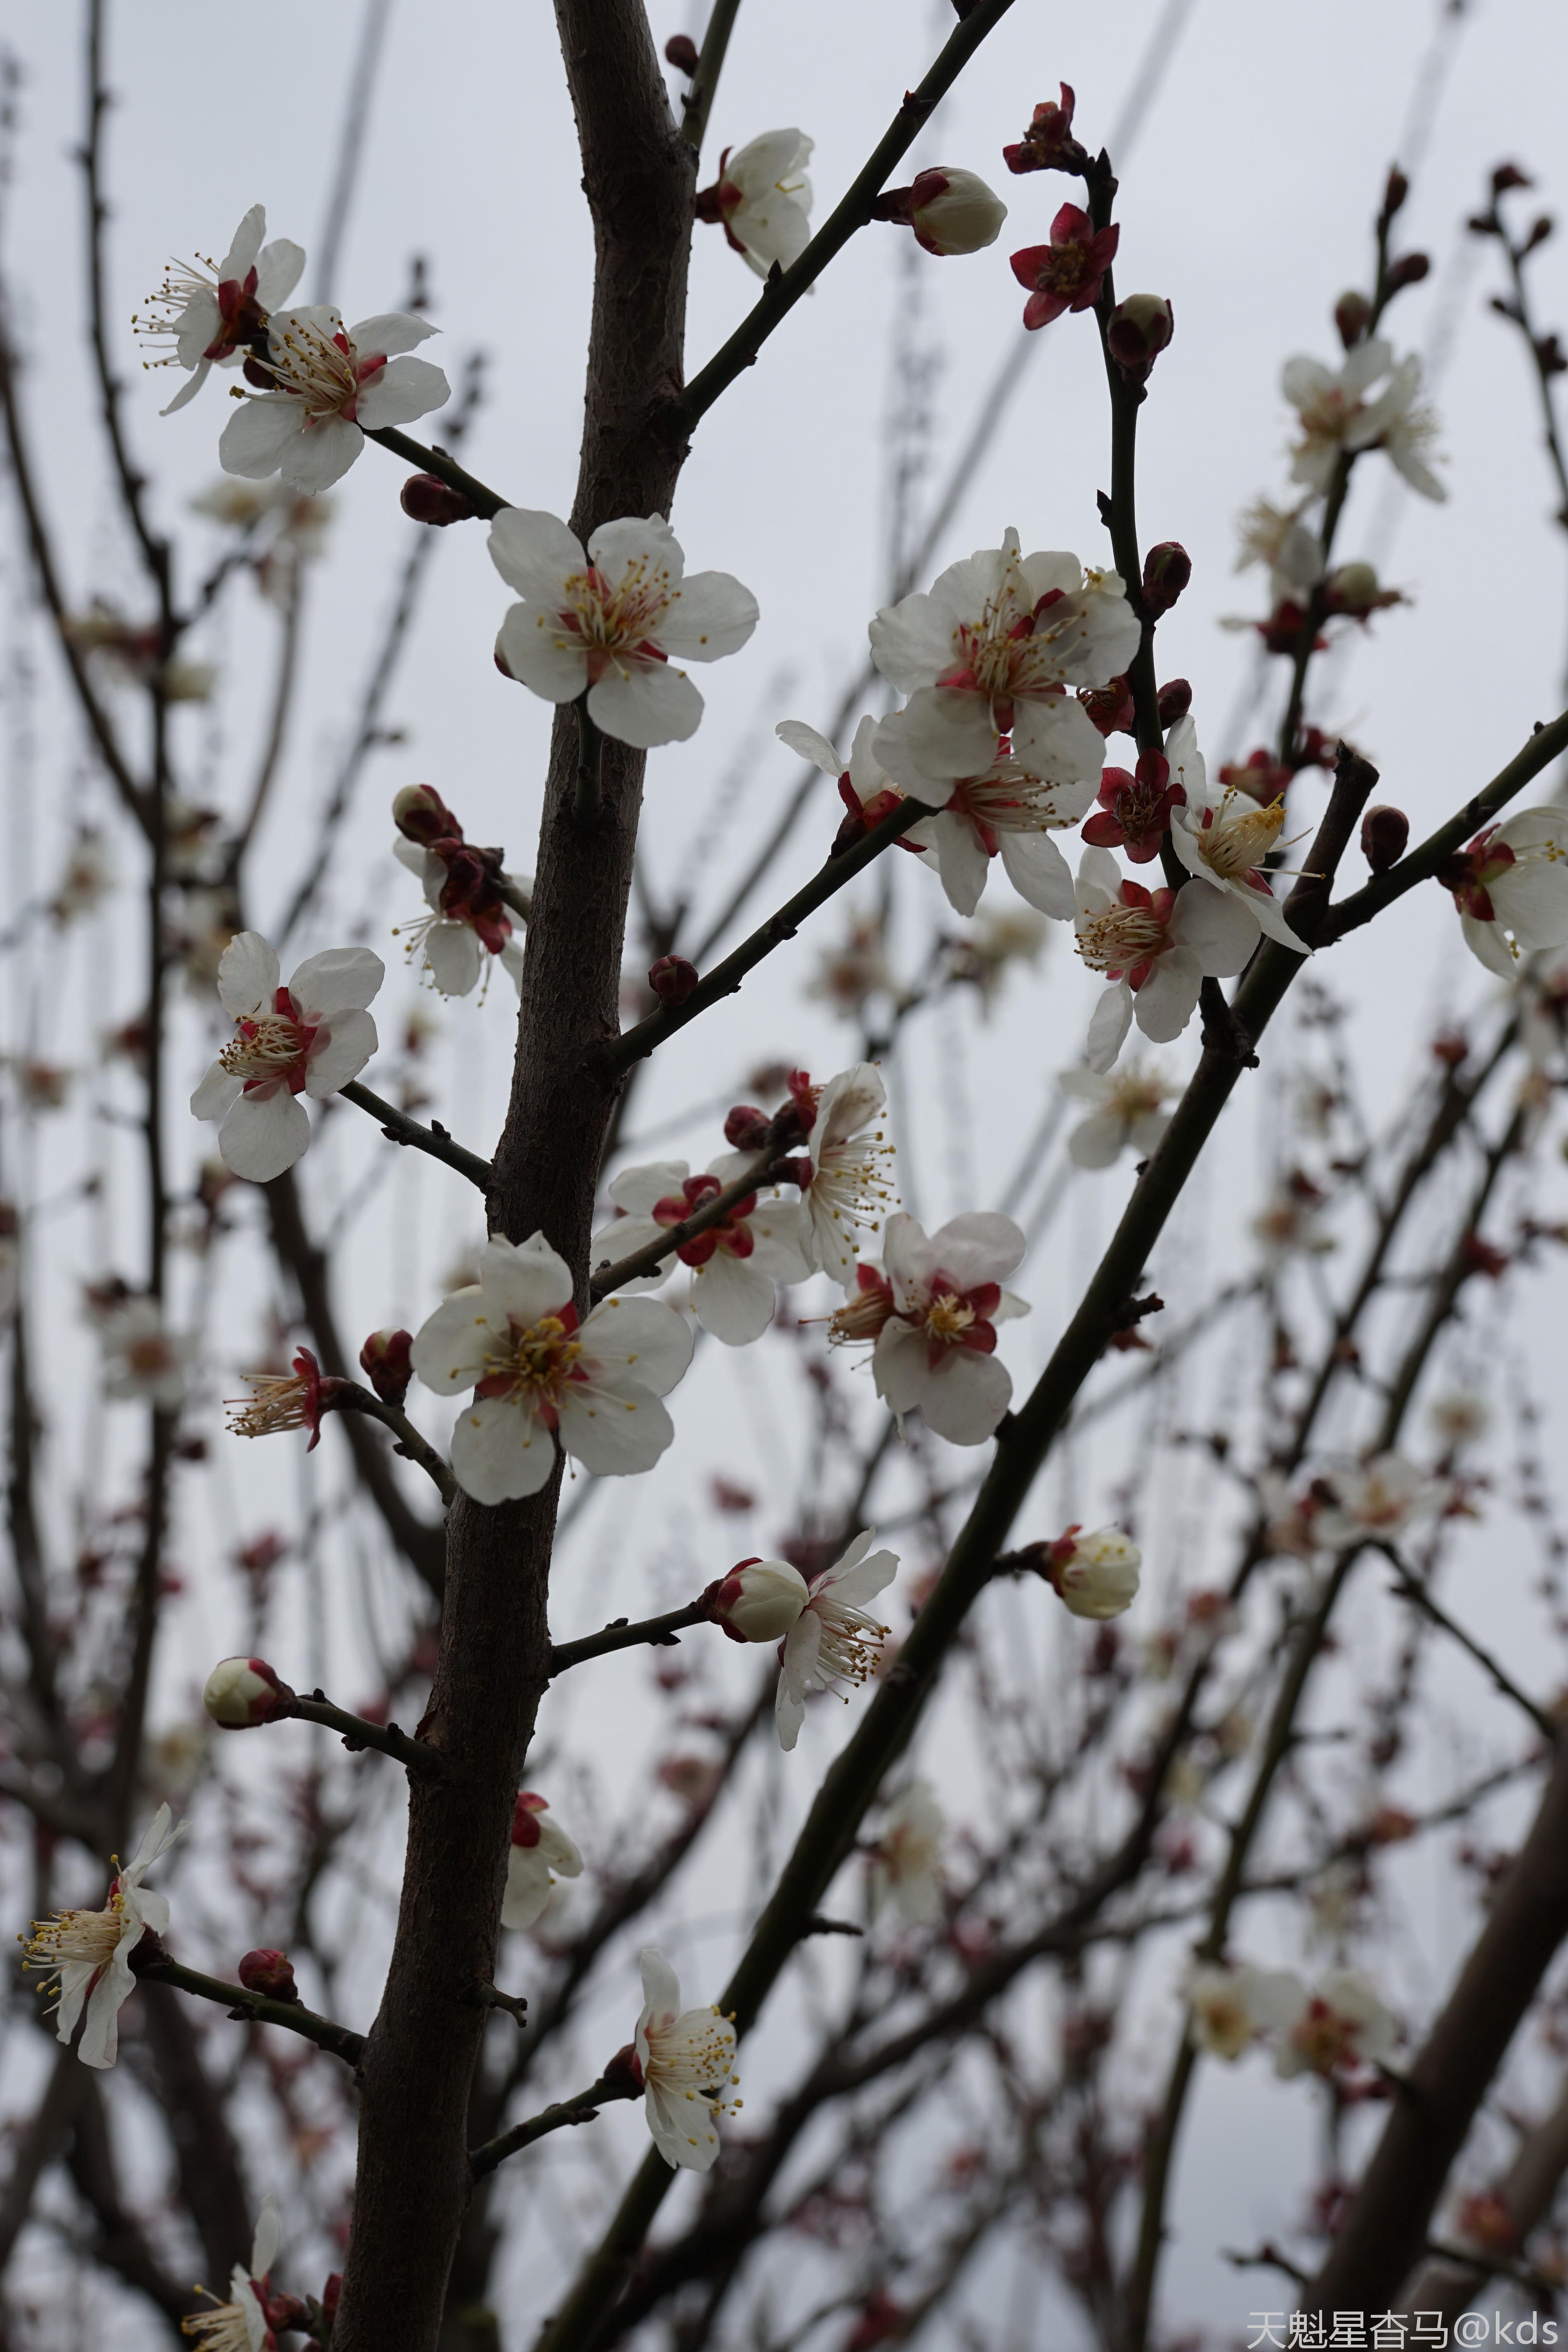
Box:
[262,316,383,421]
[1290,2000,1358,2073]
[478,1314,584,1417]
[182,2292,259,2352]
[125,1334,176,1378]
[219,1008,312,1086]
[647,2008,737,2094]
[1197,792,1286,881]
[1076,902,1168,975]
[828,1283,895,1347]
[923,1292,975,1345]
[559,557,674,679]
[811,1594,888,1695]
[227,1369,312,1438]
[23,1892,125,1998]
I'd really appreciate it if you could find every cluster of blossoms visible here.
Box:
[1187,1960,1397,2081]
[390,783,530,998]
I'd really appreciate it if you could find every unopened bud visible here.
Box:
[602,2041,645,2097]
[901,168,1008,257]
[1526,215,1555,255]
[664,31,699,72]
[238,1947,300,2002]
[399,472,476,527]
[1491,162,1531,197]
[1334,289,1372,350]
[1385,250,1430,293]
[1141,541,1191,618]
[1048,1527,1142,1620]
[1383,167,1409,219]
[704,1556,809,1642]
[359,1327,413,1407]
[203,1655,294,1729]
[648,954,699,1007]
[1156,677,1192,726]
[322,2276,342,2318]
[1105,293,1174,384]
[392,783,460,846]
[1360,805,1409,873]
[724,1103,772,1150]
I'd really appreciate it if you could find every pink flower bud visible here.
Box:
[1156,677,1192,726]
[1334,289,1373,350]
[1105,293,1174,384]
[705,1556,809,1642]
[203,1655,295,1729]
[1385,251,1429,293]
[664,30,698,71]
[1360,805,1409,873]
[1141,542,1190,619]
[724,1103,772,1150]
[392,783,461,846]
[359,1327,413,1407]
[602,2040,645,2097]
[649,954,699,1006]
[904,168,1009,257]
[238,1947,300,2002]
[399,472,476,527]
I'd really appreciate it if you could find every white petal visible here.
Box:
[897,685,1004,782]
[304,1008,377,1096]
[278,416,364,494]
[218,397,304,480]
[580,1295,694,1395]
[867,590,959,693]
[775,720,842,774]
[217,930,281,1018]
[409,1292,498,1394]
[191,1062,242,1122]
[608,1160,689,1215]
[496,603,591,704]
[916,1348,1012,1445]
[693,1250,775,1345]
[289,944,385,1019]
[1131,949,1202,1044]
[218,1086,310,1183]
[587,661,704,749]
[555,1376,675,1476]
[345,312,439,359]
[655,571,758,662]
[451,1396,555,1504]
[997,829,1075,919]
[1086,983,1133,1072]
[423,921,483,996]
[353,355,450,431]
[489,508,586,601]
[479,1234,573,1327]
[587,514,685,591]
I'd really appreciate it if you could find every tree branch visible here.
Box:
[339,1080,494,1191]
[133,1951,367,2069]
[468,2076,639,2182]
[548,1599,710,1675]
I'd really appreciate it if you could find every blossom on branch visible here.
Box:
[227,1348,341,1449]
[1009,205,1119,331]
[776,1530,899,1751]
[1186,1962,1306,2061]
[1003,87,1089,177]
[633,1949,740,2171]
[1073,848,1260,1072]
[22,1804,176,2068]
[869,532,1135,784]
[1275,1968,1397,2078]
[786,1064,897,1287]
[1047,1525,1142,1618]
[220,306,448,493]
[203,1656,294,1729]
[1439,810,1568,974]
[1282,338,1445,500]
[182,2197,282,2351]
[190,931,384,1183]
[1310,1451,1450,1549]
[1080,747,1187,864]
[136,203,304,415]
[391,802,527,999]
[503,1793,584,1931]
[593,1159,810,1346]
[706,1558,809,1641]
[874,720,1096,918]
[871,1211,1029,1445]
[490,509,758,749]
[1165,718,1311,954]
[869,1780,946,1925]
[100,1298,196,1410]
[1058,1062,1173,1169]
[694,131,813,276]
[873,169,1008,257]
[410,1233,693,1504]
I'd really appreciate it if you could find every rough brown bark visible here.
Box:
[1302,1732,1568,2313]
[330,8,694,2346]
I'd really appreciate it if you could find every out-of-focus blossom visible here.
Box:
[871,1211,1028,1445]
[1275,1968,1397,2078]
[807,910,895,1021]
[410,1233,693,1504]
[181,2197,282,2351]
[1186,1962,1306,2061]
[101,1299,195,1410]
[1282,339,1445,500]
[1311,1452,1450,1550]
[49,830,114,926]
[1252,1171,1335,1259]
[632,1948,739,2171]
[1429,1391,1492,1454]
[490,509,757,749]
[220,305,448,494]
[22,1805,176,2067]
[869,1779,945,1924]
[503,1793,584,1931]
[1058,1061,1173,1168]
[776,1530,897,1751]
[190,932,383,1183]
[695,131,813,276]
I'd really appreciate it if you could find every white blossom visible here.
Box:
[1311,1452,1450,1550]
[1165,718,1310,954]
[874,718,1095,918]
[869,531,1134,784]
[1275,1967,1397,2078]
[701,130,813,275]
[592,1159,810,1346]
[634,1948,739,2172]
[1186,1962,1306,2061]
[136,204,304,416]
[1446,810,1568,975]
[182,2199,280,2352]
[776,1530,898,1751]
[869,1780,945,1925]
[22,1805,177,2067]
[1282,338,1444,501]
[490,509,758,749]
[220,306,448,494]
[392,838,526,999]
[100,1299,196,1410]
[410,1232,693,1504]
[872,1211,1028,1445]
[190,930,383,1183]
[1058,1062,1173,1169]
[503,1794,584,1932]
[792,1063,897,1287]
[1235,495,1325,609]
[1074,847,1260,1073]
[905,169,1008,257]
[1049,1526,1142,1619]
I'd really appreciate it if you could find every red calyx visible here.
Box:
[1010,206,1119,332]
[393,784,462,847]
[602,2041,646,2097]
[359,1327,413,1407]
[1156,677,1192,726]
[653,1174,756,1267]
[238,1947,301,2003]
[1002,85,1088,177]
[399,473,477,527]
[832,769,913,856]
[1257,600,1325,657]
[1077,675,1135,738]
[649,954,699,1006]
[434,840,514,956]
[511,1791,547,1848]
[290,1348,344,1452]
[1081,750,1185,862]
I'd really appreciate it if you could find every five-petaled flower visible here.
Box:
[136,204,304,415]
[1074,846,1261,1073]
[1282,338,1445,501]
[784,1064,897,1287]
[191,931,384,1183]
[1009,204,1119,332]
[1081,747,1187,864]
[593,1159,810,1347]
[181,2197,282,2351]
[1185,1962,1306,2062]
[869,531,1136,786]
[220,305,448,494]
[776,1530,899,1751]
[1047,1525,1142,1618]
[100,1298,196,1410]
[1310,1451,1450,1550]
[694,130,813,276]
[1439,810,1568,975]
[874,720,1096,919]
[1058,1061,1173,1169]
[22,1804,177,2068]
[503,1793,584,1931]
[633,1948,740,2171]
[410,1232,693,1505]
[869,1779,946,1925]
[490,509,758,749]
[1164,718,1311,954]
[1275,1967,1397,2079]
[871,1211,1029,1445]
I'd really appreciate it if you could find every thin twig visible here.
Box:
[1379,1542,1559,1742]
[339,1080,493,1191]
[468,2076,639,2182]
[284,1688,450,1776]
[549,1600,711,1675]
[331,1379,457,1505]
[588,1153,780,1297]
[132,1952,366,2068]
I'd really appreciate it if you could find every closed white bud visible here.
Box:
[202,1655,293,1728]
[707,1558,809,1643]
[1050,1527,1141,1620]
[908,168,1008,257]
